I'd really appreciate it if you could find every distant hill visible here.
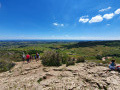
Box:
[63,40,120,48]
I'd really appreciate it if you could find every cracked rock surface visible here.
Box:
[0,61,120,90]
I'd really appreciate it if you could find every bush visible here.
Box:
[0,59,15,72]
[0,50,23,62]
[102,61,109,64]
[76,57,85,63]
[96,55,102,60]
[27,50,43,55]
[61,53,69,64]
[41,50,62,66]
[66,57,75,67]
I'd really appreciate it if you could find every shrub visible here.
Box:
[27,50,43,55]
[102,61,109,64]
[41,50,62,66]
[0,50,23,62]
[0,59,15,72]
[76,57,85,63]
[61,53,69,64]
[96,55,102,60]
[66,57,75,67]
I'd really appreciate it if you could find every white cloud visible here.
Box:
[103,13,114,20]
[79,18,89,23]
[79,7,120,24]
[99,7,111,12]
[53,22,64,27]
[53,23,58,26]
[89,15,103,23]
[115,8,120,14]
[79,15,89,23]
[107,24,110,26]
[61,24,64,27]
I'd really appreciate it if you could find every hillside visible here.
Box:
[63,40,120,48]
[1,40,120,64]
[0,60,120,90]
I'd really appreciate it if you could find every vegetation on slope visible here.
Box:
[0,59,15,72]
[1,40,120,72]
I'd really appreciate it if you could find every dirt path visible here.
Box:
[0,60,120,90]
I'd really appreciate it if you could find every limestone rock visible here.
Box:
[0,61,120,90]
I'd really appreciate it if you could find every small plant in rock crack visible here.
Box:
[37,78,43,83]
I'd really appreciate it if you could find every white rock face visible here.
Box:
[0,61,120,90]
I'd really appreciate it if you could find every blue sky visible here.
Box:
[0,0,120,40]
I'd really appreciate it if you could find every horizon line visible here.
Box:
[0,39,120,41]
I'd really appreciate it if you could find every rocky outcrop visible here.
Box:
[0,61,120,90]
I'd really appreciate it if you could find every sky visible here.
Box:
[0,0,120,40]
